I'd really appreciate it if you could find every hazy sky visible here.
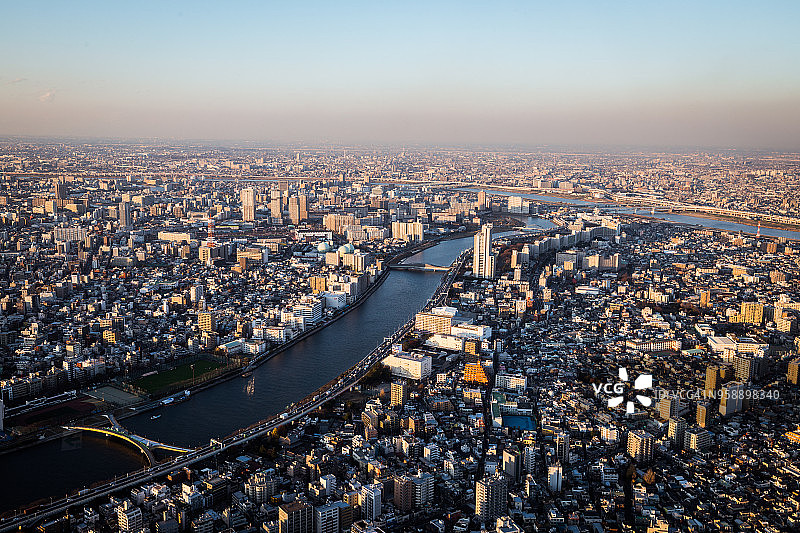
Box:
[2,1,799,149]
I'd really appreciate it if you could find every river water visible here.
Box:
[0,233,479,513]
[459,188,800,240]
[2,202,795,512]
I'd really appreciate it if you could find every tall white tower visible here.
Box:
[241,187,256,221]
[473,223,496,279]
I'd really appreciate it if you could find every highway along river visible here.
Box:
[0,231,494,513]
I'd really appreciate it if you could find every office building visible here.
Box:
[473,224,496,279]
[279,501,313,533]
[118,201,132,228]
[475,474,508,523]
[241,187,256,221]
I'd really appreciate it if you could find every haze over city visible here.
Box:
[2,1,800,149]
[4,3,800,533]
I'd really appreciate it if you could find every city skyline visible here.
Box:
[2,1,800,149]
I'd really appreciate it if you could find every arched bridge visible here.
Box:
[64,415,192,466]
[390,263,450,272]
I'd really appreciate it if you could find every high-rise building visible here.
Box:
[473,224,496,279]
[696,402,711,428]
[390,380,409,408]
[555,432,569,464]
[739,301,764,325]
[523,445,537,474]
[704,365,720,395]
[657,396,679,420]
[360,483,382,521]
[314,502,340,533]
[627,430,654,463]
[289,195,308,225]
[475,474,508,523]
[412,472,434,508]
[734,354,763,383]
[393,475,414,513]
[719,381,746,416]
[330,501,353,532]
[502,447,521,482]
[414,308,455,335]
[391,221,424,242]
[463,362,489,385]
[477,190,487,210]
[245,472,278,504]
[241,188,256,221]
[117,500,143,533]
[686,428,712,451]
[279,501,313,533]
[118,201,132,228]
[700,290,711,308]
[789,358,799,385]
[53,178,68,200]
[547,463,562,493]
[270,195,284,220]
[198,312,216,333]
[668,417,687,449]
[0,398,4,432]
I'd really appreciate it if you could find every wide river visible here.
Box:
[0,230,493,512]
[2,201,797,512]
[458,188,800,240]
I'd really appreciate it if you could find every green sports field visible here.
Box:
[132,359,224,394]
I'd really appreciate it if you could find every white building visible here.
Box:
[548,464,562,493]
[473,224,496,279]
[450,323,492,341]
[383,351,432,380]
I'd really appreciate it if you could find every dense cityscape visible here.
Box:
[4,0,800,530]
[0,141,798,532]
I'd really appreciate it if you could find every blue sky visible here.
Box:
[1,1,799,148]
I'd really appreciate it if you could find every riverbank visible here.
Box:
[664,210,800,233]
[0,232,470,457]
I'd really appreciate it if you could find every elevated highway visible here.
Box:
[0,234,520,533]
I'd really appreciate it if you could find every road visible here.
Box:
[0,249,469,533]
